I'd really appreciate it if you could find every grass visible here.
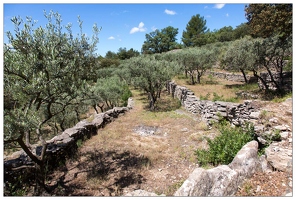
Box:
[44,89,219,196]
[173,75,246,103]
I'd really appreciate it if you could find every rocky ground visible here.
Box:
[235,98,293,196]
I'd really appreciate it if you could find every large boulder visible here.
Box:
[264,142,293,173]
[174,141,261,196]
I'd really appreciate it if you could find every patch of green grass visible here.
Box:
[271,92,292,103]
[200,93,210,100]
[231,83,259,92]
[200,92,240,103]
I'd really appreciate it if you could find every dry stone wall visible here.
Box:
[258,71,292,91]
[4,98,134,187]
[166,81,261,126]
[206,71,258,83]
[206,71,292,92]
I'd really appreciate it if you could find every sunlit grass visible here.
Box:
[173,75,245,103]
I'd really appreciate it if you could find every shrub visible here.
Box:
[195,120,255,167]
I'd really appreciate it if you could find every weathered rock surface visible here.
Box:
[265,142,293,173]
[174,141,261,196]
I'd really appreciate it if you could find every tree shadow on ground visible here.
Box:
[46,150,149,196]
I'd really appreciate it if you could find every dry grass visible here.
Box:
[46,90,219,196]
[173,75,245,103]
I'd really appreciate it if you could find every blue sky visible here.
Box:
[3,1,249,57]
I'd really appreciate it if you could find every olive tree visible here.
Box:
[87,76,131,113]
[252,35,292,91]
[175,47,217,84]
[4,11,100,193]
[222,36,256,83]
[123,55,180,110]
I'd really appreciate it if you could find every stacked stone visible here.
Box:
[4,106,132,186]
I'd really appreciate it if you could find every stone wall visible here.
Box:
[4,98,134,188]
[166,81,261,126]
[206,71,258,83]
[206,71,292,92]
[258,71,292,91]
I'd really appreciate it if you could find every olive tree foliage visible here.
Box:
[222,34,292,91]
[221,36,256,83]
[4,11,100,192]
[121,55,180,110]
[86,76,131,113]
[252,35,292,91]
[174,46,218,84]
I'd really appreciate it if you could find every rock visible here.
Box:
[127,97,134,109]
[91,113,105,127]
[269,117,279,124]
[254,125,265,133]
[273,125,287,131]
[265,142,292,172]
[207,165,239,196]
[249,112,260,119]
[174,168,212,196]
[280,131,289,140]
[175,141,261,196]
[228,141,262,180]
[258,155,273,173]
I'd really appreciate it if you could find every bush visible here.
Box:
[121,85,133,106]
[195,120,255,167]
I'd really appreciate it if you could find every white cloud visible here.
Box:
[205,15,211,18]
[164,9,176,15]
[108,36,115,40]
[226,13,229,17]
[214,4,225,9]
[204,6,208,9]
[130,22,147,34]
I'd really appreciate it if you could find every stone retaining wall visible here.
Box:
[4,98,134,188]
[166,81,261,126]
[258,71,292,91]
[206,71,258,83]
[206,71,292,92]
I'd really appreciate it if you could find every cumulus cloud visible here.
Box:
[108,36,115,40]
[214,4,225,9]
[130,22,147,34]
[164,9,176,15]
